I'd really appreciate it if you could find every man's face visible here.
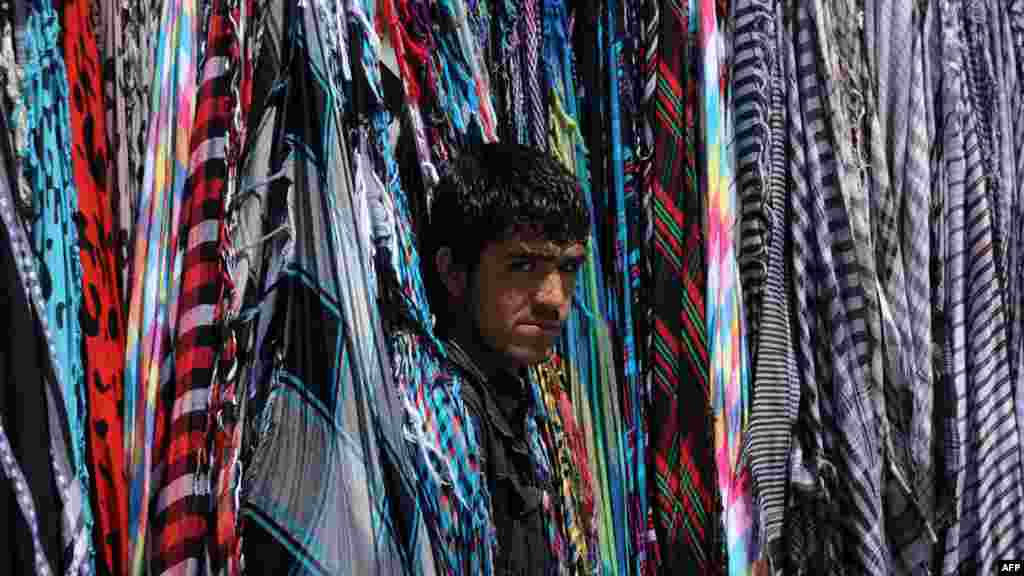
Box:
[470,233,586,367]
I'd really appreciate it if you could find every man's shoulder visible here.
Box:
[435,340,487,414]
[439,339,488,384]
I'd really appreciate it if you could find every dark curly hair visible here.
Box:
[422,142,590,330]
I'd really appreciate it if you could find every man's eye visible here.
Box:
[509,260,535,272]
[560,260,582,274]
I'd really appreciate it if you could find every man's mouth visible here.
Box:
[521,322,561,336]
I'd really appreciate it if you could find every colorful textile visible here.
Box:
[564,279,626,576]
[15,1,96,571]
[732,0,771,360]
[606,0,649,571]
[122,0,198,567]
[699,0,756,573]
[523,0,546,148]
[147,0,239,571]
[533,357,596,575]
[380,0,441,188]
[371,0,499,571]
[205,1,253,572]
[733,1,800,573]
[554,2,643,574]
[230,2,434,574]
[432,0,499,145]
[647,0,721,571]
[62,0,131,569]
[0,130,63,576]
[543,2,610,571]
[376,118,496,573]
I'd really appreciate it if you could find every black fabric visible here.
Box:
[444,340,553,576]
[240,516,299,575]
[0,211,64,571]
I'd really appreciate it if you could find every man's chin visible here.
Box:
[504,344,554,367]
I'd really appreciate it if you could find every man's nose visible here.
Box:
[534,271,568,313]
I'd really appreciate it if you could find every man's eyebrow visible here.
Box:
[506,250,585,263]
[507,250,558,261]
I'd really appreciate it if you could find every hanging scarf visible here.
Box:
[605,0,649,571]
[784,0,887,571]
[699,0,757,573]
[736,0,800,572]
[227,3,433,573]
[647,0,722,570]
[863,1,942,572]
[434,0,498,142]
[0,129,65,576]
[937,2,1024,572]
[731,0,771,360]
[373,0,499,571]
[375,106,496,576]
[61,0,130,570]
[564,271,625,576]
[122,0,198,567]
[146,0,241,570]
[531,357,598,575]
[379,0,440,189]
[544,2,608,571]
[102,0,157,299]
[205,1,253,572]
[15,0,96,570]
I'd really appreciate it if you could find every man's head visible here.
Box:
[424,143,590,369]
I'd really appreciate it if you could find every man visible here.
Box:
[423,142,590,574]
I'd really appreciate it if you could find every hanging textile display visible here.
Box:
[1,0,1024,573]
[732,0,797,574]
[606,0,651,571]
[61,0,131,568]
[377,0,503,573]
[782,0,887,572]
[146,0,245,570]
[863,0,937,572]
[533,356,600,573]
[647,0,722,571]
[1010,0,1024,468]
[224,1,435,573]
[121,0,197,567]
[102,0,158,291]
[699,0,756,573]
[0,121,67,576]
[13,0,97,569]
[934,1,1024,573]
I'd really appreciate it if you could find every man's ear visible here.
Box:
[436,247,467,299]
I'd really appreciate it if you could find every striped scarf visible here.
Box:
[785,0,886,571]
[146,0,240,570]
[937,2,1024,571]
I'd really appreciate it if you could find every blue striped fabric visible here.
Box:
[937,5,1024,571]
[785,1,886,572]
